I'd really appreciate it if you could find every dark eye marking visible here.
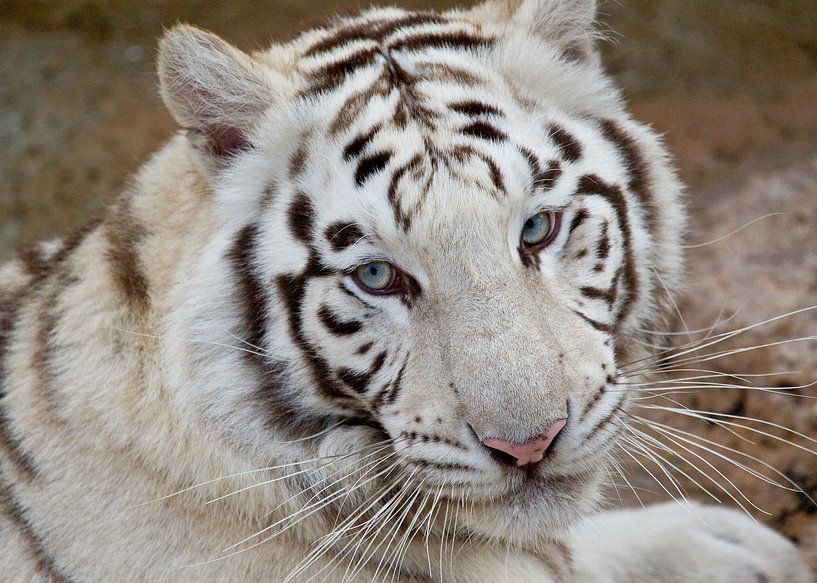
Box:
[546,124,582,163]
[568,208,590,235]
[449,100,503,118]
[288,191,315,243]
[355,151,392,186]
[318,305,362,336]
[324,222,365,252]
[520,147,562,190]
[577,174,638,326]
[461,121,507,143]
[338,350,387,393]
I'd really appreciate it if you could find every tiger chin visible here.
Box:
[0,0,812,582]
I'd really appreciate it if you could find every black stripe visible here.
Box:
[338,350,387,393]
[303,13,450,57]
[547,124,582,163]
[16,247,51,282]
[583,396,625,443]
[577,174,638,326]
[329,83,389,137]
[0,297,39,482]
[573,310,612,334]
[32,276,68,419]
[596,220,610,259]
[461,121,506,143]
[389,31,493,53]
[0,221,100,483]
[0,254,51,482]
[324,222,365,252]
[0,469,73,582]
[289,138,309,180]
[387,155,422,230]
[568,208,590,234]
[304,47,381,95]
[480,151,505,195]
[104,196,149,312]
[449,100,503,117]
[374,356,408,408]
[318,305,362,336]
[228,225,332,437]
[599,119,656,234]
[413,62,481,86]
[355,151,392,186]
[261,180,279,210]
[520,147,562,190]
[288,191,316,243]
[343,123,382,161]
[580,286,615,305]
[582,385,607,418]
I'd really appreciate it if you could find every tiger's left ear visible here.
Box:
[468,0,600,63]
[514,0,599,62]
[158,25,279,165]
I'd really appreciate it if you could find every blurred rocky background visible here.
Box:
[2,0,817,570]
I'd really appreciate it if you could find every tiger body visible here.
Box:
[0,1,811,581]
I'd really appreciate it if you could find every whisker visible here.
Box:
[638,405,817,456]
[229,446,403,552]
[682,212,784,249]
[624,419,761,518]
[339,476,417,582]
[618,434,691,511]
[132,438,394,508]
[208,440,397,506]
[651,267,692,343]
[634,416,803,495]
[622,424,722,504]
[292,471,411,582]
[115,327,272,359]
[619,305,817,373]
[212,458,405,564]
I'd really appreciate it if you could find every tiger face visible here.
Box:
[161,0,684,548]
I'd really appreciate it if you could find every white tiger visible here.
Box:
[0,0,812,581]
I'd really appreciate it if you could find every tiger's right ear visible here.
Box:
[158,25,277,164]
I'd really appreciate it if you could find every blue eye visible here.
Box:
[353,261,397,293]
[521,211,560,248]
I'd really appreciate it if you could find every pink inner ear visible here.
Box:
[206,125,250,158]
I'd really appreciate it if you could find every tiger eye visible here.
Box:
[353,261,397,293]
[521,210,561,249]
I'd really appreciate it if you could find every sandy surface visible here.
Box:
[2,0,817,570]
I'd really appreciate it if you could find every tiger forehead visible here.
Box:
[280,8,626,238]
[293,9,498,129]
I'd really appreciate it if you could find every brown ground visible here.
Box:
[2,0,817,571]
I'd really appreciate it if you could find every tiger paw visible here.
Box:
[569,502,813,583]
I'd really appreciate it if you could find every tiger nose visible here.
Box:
[483,419,567,466]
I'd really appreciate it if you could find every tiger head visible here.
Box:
[158,0,684,548]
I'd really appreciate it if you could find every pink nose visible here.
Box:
[483,419,567,466]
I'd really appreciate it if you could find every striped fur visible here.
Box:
[0,1,809,582]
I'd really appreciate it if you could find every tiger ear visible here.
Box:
[157,25,276,164]
[470,0,600,63]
